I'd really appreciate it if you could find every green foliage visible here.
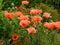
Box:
[2,0,22,10]
[44,0,60,8]
[28,0,60,8]
[28,0,43,7]
[2,0,60,10]
[0,0,3,10]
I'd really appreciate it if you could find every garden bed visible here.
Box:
[0,0,60,45]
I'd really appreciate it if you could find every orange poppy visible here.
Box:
[16,12,23,17]
[27,27,37,34]
[12,34,19,41]
[20,20,30,28]
[19,15,29,20]
[43,12,51,18]
[30,9,42,15]
[44,22,55,29]
[54,22,60,29]
[5,11,14,19]
[22,1,29,5]
[32,16,42,22]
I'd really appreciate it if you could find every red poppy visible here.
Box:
[30,9,42,15]
[22,1,29,5]
[54,22,60,29]
[27,27,37,34]
[44,22,55,29]
[5,12,14,19]
[43,12,52,18]
[19,15,29,20]
[12,34,19,41]
[16,12,23,17]
[20,20,30,28]
[32,16,42,22]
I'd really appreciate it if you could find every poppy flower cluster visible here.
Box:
[30,9,52,19]
[4,1,60,43]
[18,15,30,28]
[4,10,53,35]
[44,22,60,29]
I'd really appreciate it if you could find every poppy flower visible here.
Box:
[5,12,14,19]
[20,20,30,28]
[30,9,42,15]
[32,16,42,22]
[54,22,60,29]
[27,27,37,34]
[16,12,23,17]
[12,34,19,41]
[22,1,29,5]
[43,12,52,18]
[19,15,29,20]
[44,22,55,29]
